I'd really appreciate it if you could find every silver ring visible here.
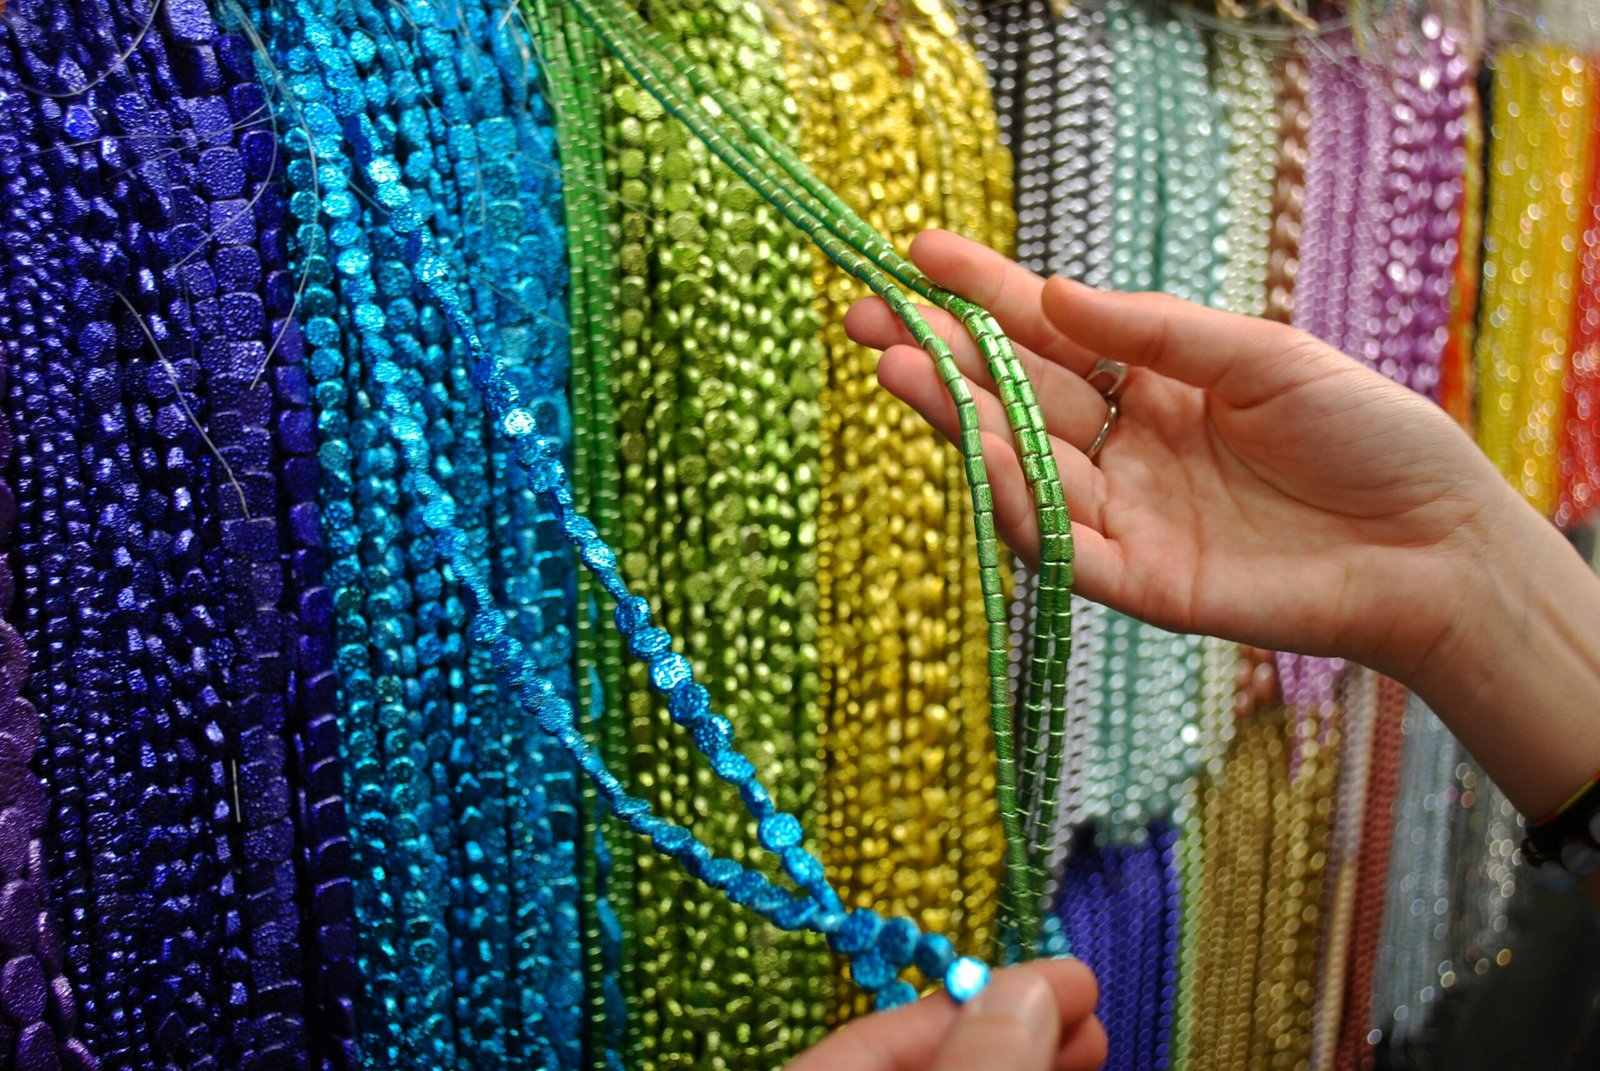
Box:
[1087,399,1119,462]
[1085,357,1130,399]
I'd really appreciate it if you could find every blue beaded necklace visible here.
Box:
[279,0,1004,1011]
[0,2,357,1066]
[241,0,593,1064]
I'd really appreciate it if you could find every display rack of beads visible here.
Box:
[1476,43,1594,516]
[593,0,831,1063]
[521,1,629,1065]
[278,0,1063,1035]
[0,342,93,1071]
[1047,6,1226,1069]
[768,0,1012,1016]
[966,0,1116,889]
[244,0,588,1065]
[0,0,359,1065]
[1557,64,1600,530]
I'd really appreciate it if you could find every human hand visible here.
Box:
[845,229,1528,683]
[785,960,1106,1071]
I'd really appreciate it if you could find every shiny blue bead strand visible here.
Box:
[0,19,123,1061]
[250,16,411,1068]
[338,7,459,1068]
[414,14,525,1064]
[1,3,246,1065]
[437,13,591,1066]
[283,0,997,1012]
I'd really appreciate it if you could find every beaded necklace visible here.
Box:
[1556,65,1600,530]
[281,0,1067,1028]
[767,0,1049,978]
[1330,675,1407,1071]
[1,4,359,1067]
[1265,46,1309,327]
[248,0,595,1066]
[1476,44,1594,516]
[583,0,831,1063]
[970,0,1115,890]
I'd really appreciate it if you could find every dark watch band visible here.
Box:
[1523,773,1600,874]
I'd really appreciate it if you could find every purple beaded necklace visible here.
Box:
[1279,26,1465,728]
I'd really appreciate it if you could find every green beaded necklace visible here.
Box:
[524,3,632,1065]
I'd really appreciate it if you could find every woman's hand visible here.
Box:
[845,229,1525,684]
[786,960,1106,1071]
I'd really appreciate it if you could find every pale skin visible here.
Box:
[786,229,1600,1071]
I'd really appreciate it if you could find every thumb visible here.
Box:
[930,966,1061,1071]
[1040,276,1334,408]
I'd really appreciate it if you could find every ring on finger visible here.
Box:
[1086,399,1119,462]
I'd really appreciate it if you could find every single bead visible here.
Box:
[849,951,896,993]
[829,910,882,956]
[874,981,919,1012]
[913,933,956,980]
[944,957,990,1004]
[875,917,920,970]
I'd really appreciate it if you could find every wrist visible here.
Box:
[1404,490,1600,818]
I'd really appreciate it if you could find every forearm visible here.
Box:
[1407,498,1600,853]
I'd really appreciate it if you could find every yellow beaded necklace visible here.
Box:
[1476,45,1595,514]
[769,0,1013,1020]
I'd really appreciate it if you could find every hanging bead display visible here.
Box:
[595,0,831,1064]
[771,0,1014,1016]
[0,2,1598,1069]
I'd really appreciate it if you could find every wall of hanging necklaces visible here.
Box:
[0,0,1598,1069]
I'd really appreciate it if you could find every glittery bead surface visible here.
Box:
[590,3,831,1066]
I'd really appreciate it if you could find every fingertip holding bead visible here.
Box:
[944,957,990,1004]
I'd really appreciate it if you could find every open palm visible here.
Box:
[845,230,1519,681]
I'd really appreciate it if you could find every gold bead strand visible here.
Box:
[768,0,1008,1021]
